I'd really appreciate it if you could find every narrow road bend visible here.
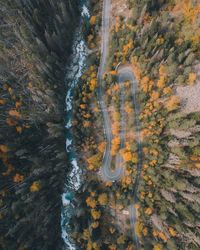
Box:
[97,0,143,249]
[97,0,123,181]
[118,67,143,250]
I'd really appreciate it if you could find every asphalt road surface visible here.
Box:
[97,0,124,181]
[118,67,143,250]
[98,0,143,248]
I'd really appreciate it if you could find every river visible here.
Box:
[61,2,90,249]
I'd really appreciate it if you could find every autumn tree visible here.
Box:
[98,193,108,206]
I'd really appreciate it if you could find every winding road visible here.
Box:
[118,67,143,249]
[97,0,143,249]
[97,0,124,181]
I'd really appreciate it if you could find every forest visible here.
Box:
[1,0,200,249]
[71,0,200,249]
[0,0,80,249]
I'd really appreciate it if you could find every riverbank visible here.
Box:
[61,1,90,248]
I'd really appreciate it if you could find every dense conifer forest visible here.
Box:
[0,0,79,249]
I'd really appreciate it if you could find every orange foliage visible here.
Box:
[87,241,92,250]
[30,181,41,192]
[182,1,200,23]
[83,229,90,240]
[175,38,184,45]
[105,181,112,187]
[132,153,138,164]
[91,209,101,220]
[117,235,125,244]
[142,227,148,236]
[98,141,106,153]
[92,242,100,250]
[112,111,120,121]
[133,65,141,81]
[83,113,91,119]
[163,87,172,95]
[123,40,134,55]
[90,191,96,197]
[122,151,132,162]
[16,126,22,134]
[15,101,22,108]
[122,175,132,186]
[0,99,6,105]
[157,76,165,89]
[115,16,120,32]
[190,155,200,161]
[83,121,91,128]
[112,122,120,136]
[111,137,120,156]
[126,245,135,250]
[2,164,13,176]
[151,91,160,101]
[168,227,177,237]
[113,84,120,92]
[153,230,159,237]
[150,159,157,166]
[153,244,163,250]
[156,37,164,45]
[191,34,200,45]
[6,118,18,126]
[144,207,153,215]
[109,245,117,250]
[8,110,21,119]
[140,191,145,200]
[140,128,152,141]
[13,173,24,183]
[86,197,97,208]
[91,221,99,229]
[0,145,9,153]
[90,78,97,91]
[89,16,97,25]
[110,70,117,75]
[188,72,196,85]
[158,232,168,242]
[159,65,166,76]
[80,104,86,109]
[134,222,143,238]
[98,193,108,205]
[141,76,150,93]
[165,96,180,111]
[87,154,101,170]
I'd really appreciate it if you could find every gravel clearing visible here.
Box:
[176,64,200,114]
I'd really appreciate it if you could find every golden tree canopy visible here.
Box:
[98,193,108,206]
[86,197,97,208]
[91,209,101,220]
[30,181,41,192]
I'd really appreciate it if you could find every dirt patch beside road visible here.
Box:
[111,0,132,23]
[176,65,200,114]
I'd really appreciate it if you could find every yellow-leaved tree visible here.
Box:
[165,96,180,111]
[91,209,101,220]
[89,16,96,25]
[153,244,163,250]
[188,72,196,85]
[98,193,108,206]
[30,181,41,192]
[86,196,97,208]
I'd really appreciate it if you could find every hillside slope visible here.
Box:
[0,0,80,249]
